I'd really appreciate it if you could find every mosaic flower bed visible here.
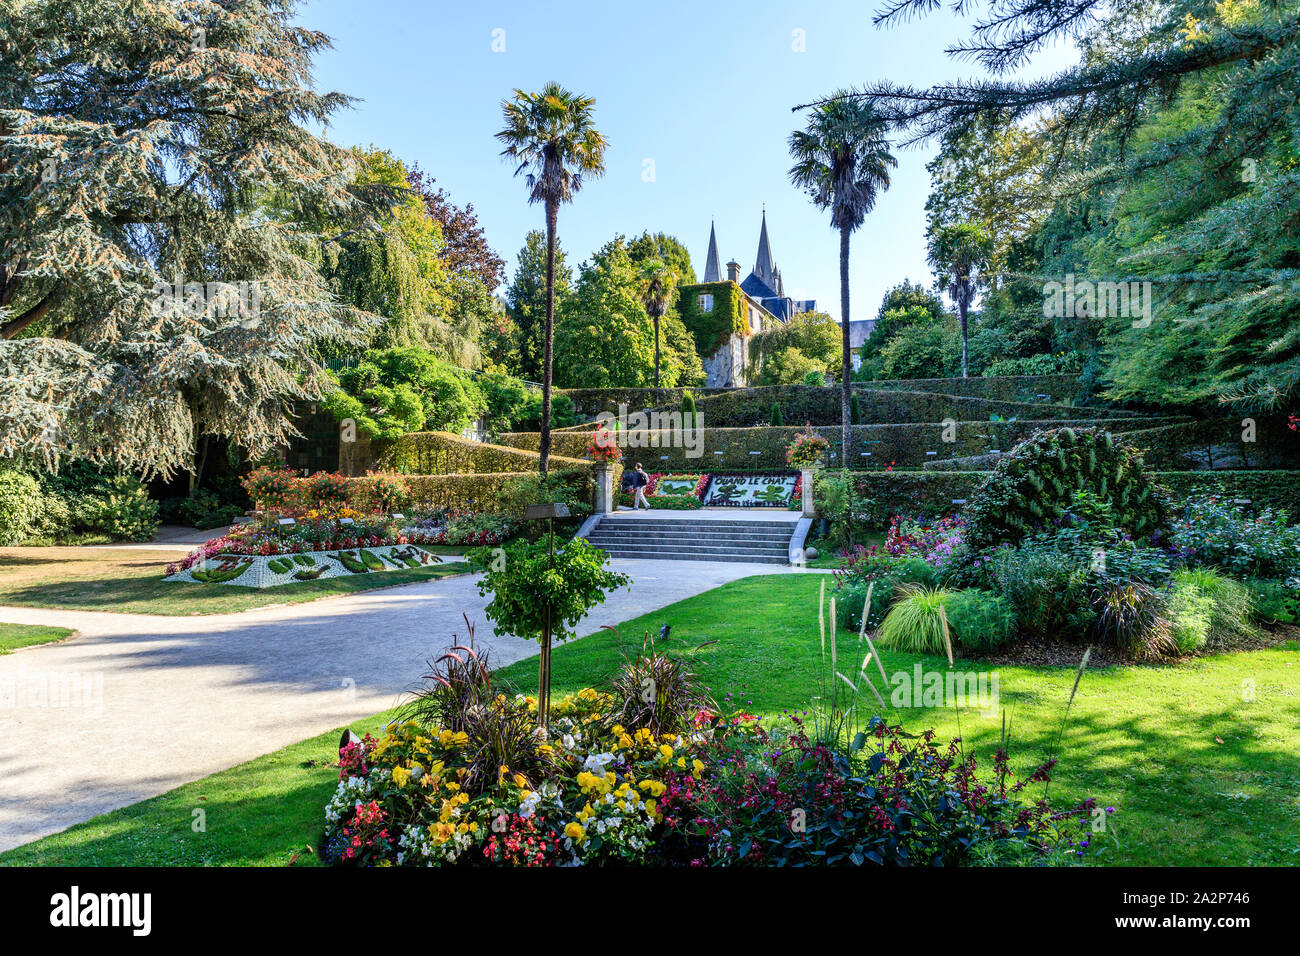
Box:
[164,507,513,587]
[617,473,799,509]
[703,474,798,508]
[164,544,444,588]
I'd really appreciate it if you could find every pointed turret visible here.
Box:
[702,221,723,283]
[753,210,775,287]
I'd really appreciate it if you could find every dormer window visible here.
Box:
[697,293,714,313]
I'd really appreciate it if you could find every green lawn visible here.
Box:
[0,622,75,654]
[5,573,1298,866]
[0,547,468,616]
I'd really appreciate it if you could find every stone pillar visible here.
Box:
[594,463,616,514]
[801,468,815,518]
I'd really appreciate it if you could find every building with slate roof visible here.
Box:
[681,214,818,386]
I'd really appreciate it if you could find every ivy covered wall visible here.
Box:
[677,281,751,360]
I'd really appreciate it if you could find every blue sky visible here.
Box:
[301,0,1076,321]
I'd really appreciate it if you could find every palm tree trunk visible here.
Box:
[958,291,969,379]
[653,312,661,389]
[839,223,852,465]
[540,200,558,475]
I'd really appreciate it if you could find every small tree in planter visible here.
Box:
[472,537,630,732]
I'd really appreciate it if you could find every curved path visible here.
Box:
[0,559,808,852]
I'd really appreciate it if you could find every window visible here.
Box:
[697,293,713,313]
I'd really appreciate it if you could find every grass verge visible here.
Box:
[0,622,75,654]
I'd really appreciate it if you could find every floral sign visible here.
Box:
[704,474,798,508]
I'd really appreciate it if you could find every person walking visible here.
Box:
[632,463,650,510]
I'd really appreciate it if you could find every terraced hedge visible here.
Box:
[1121,417,1300,470]
[866,373,1082,404]
[848,470,991,524]
[1156,470,1300,515]
[502,418,1181,472]
[379,431,591,475]
[834,468,1300,527]
[557,374,1088,422]
[684,386,1136,429]
[405,468,598,515]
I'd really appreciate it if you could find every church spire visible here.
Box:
[754,209,775,287]
[702,220,723,283]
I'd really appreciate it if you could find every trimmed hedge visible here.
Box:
[829,468,1300,526]
[1121,417,1300,470]
[405,468,598,515]
[847,471,990,524]
[685,386,1136,429]
[379,431,591,476]
[501,418,1179,473]
[1157,470,1300,515]
[558,374,1089,421]
[866,374,1082,404]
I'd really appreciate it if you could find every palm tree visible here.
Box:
[497,83,607,473]
[789,95,896,462]
[636,257,679,388]
[927,222,993,378]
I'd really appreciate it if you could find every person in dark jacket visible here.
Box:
[632,463,650,509]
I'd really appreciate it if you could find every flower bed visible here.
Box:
[165,507,513,584]
[322,663,1097,867]
[164,544,443,588]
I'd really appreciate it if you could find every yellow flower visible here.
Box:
[512,773,528,789]
[391,765,411,788]
[691,759,705,778]
[565,822,586,843]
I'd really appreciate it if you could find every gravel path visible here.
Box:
[0,559,800,852]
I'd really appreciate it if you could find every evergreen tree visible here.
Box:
[505,230,573,383]
[0,0,384,475]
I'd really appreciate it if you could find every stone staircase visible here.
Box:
[582,515,796,564]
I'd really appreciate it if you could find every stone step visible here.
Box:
[588,540,789,557]
[588,529,792,543]
[597,520,796,531]
[597,547,789,565]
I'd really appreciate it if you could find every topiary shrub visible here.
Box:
[963,426,1169,550]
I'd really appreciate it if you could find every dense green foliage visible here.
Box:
[554,238,702,388]
[964,427,1169,549]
